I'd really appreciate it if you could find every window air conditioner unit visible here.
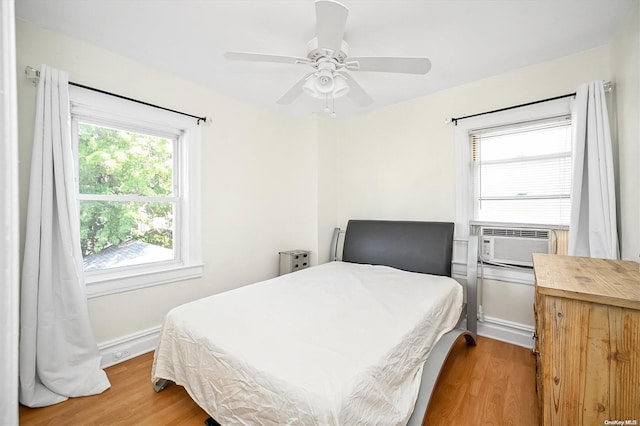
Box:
[480,227,552,267]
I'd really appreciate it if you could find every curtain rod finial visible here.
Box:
[198,117,212,125]
[25,66,40,85]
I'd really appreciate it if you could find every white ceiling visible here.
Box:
[15,0,632,119]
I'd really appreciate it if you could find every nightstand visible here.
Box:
[278,250,310,275]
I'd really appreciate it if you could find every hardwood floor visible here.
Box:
[19,336,537,425]
[423,336,538,426]
[19,353,206,426]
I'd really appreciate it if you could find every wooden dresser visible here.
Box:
[532,253,640,425]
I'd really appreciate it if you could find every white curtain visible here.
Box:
[20,65,110,407]
[568,80,619,259]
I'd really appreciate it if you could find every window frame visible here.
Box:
[452,97,573,282]
[69,86,203,298]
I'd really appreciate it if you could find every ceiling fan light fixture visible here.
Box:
[303,71,350,100]
[302,77,320,98]
[332,73,350,98]
[314,69,335,94]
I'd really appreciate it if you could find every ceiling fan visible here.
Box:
[224,0,431,112]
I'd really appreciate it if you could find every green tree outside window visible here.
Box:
[77,123,174,259]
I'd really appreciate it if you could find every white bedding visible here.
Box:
[152,261,463,426]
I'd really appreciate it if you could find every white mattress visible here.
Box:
[152,261,463,425]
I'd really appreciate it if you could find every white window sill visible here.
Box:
[452,261,535,286]
[85,263,204,298]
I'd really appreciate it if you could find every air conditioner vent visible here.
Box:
[480,226,552,267]
[482,227,549,239]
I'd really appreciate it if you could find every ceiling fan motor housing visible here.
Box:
[306,37,349,63]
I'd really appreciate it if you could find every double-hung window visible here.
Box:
[70,87,202,297]
[471,116,572,225]
[453,97,573,277]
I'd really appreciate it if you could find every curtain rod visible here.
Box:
[449,93,575,126]
[24,66,210,125]
[448,80,613,126]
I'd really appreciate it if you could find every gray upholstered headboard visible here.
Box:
[341,220,454,276]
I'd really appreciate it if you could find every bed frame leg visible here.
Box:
[204,417,222,426]
[153,379,171,393]
[463,331,477,346]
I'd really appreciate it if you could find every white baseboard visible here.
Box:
[461,315,534,349]
[478,315,534,349]
[98,325,161,368]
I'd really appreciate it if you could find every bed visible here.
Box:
[152,220,477,425]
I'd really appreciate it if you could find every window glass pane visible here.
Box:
[80,200,174,271]
[479,124,571,162]
[78,123,174,196]
[480,156,571,198]
[477,198,571,225]
[473,119,572,225]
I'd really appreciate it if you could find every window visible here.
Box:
[452,97,573,279]
[471,116,572,225]
[70,86,202,297]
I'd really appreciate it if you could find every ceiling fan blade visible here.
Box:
[315,0,348,57]
[337,72,373,106]
[346,57,432,74]
[277,72,315,105]
[224,51,312,66]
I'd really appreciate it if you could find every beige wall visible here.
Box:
[16,20,319,342]
[316,115,340,264]
[335,46,612,227]
[611,1,640,262]
[333,46,612,327]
